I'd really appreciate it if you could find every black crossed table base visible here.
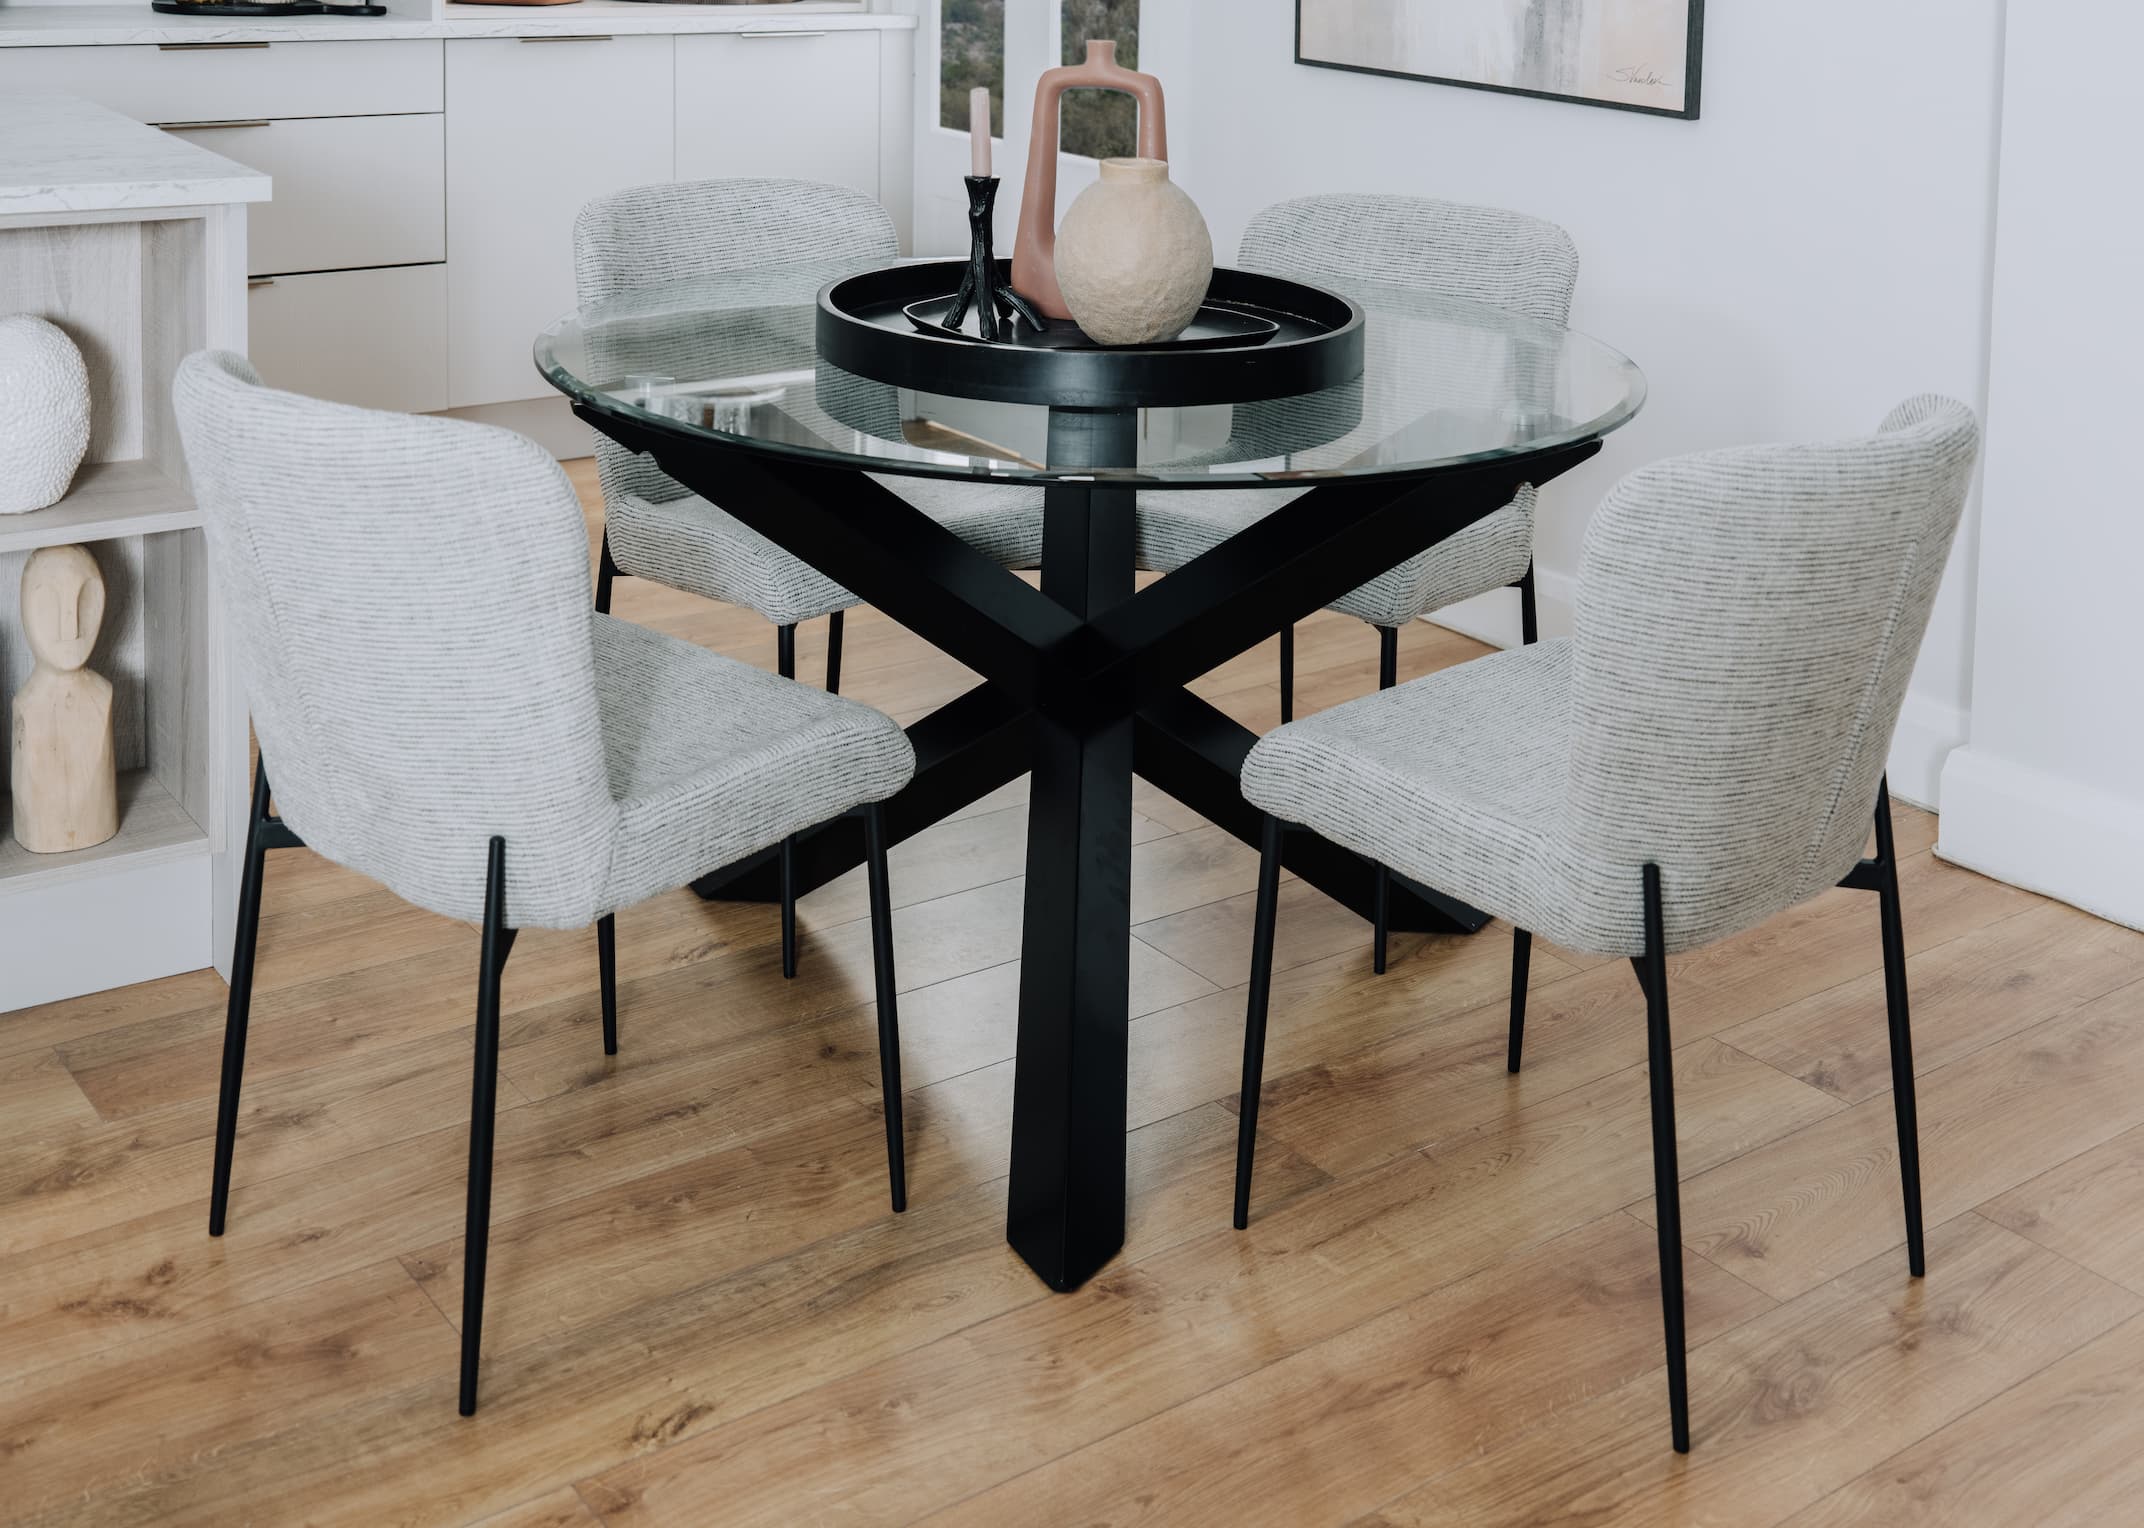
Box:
[577,397,1600,1292]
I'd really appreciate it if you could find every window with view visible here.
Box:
[941,0,1006,136]
[1061,0,1141,160]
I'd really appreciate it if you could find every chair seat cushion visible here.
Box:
[592,614,915,915]
[1240,640,1618,950]
[1136,487,1535,628]
[607,476,1045,628]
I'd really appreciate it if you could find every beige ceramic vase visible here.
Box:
[1053,158,1214,347]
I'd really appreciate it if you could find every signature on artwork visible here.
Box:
[1612,62,1671,87]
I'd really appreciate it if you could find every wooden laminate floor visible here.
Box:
[6,459,2144,1526]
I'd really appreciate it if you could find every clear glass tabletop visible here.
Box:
[536,257,1646,488]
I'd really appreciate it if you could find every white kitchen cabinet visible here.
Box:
[248,264,449,414]
[674,30,879,197]
[0,39,442,123]
[165,114,445,277]
[445,35,674,410]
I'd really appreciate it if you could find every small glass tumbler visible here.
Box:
[622,373,675,411]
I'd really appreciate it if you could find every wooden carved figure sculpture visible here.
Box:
[1011,39,1170,321]
[11,542,118,853]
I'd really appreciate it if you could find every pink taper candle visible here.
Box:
[969,86,992,178]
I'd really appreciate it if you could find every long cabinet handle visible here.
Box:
[161,119,271,131]
[158,41,270,50]
[248,278,276,289]
[518,34,614,43]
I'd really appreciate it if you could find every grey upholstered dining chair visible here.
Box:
[1229,396,1980,1453]
[574,177,1044,978]
[1138,191,1578,723]
[174,351,918,1416]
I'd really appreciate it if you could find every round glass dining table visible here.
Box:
[538,261,1646,1293]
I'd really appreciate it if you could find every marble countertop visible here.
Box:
[0,90,268,215]
[0,2,909,47]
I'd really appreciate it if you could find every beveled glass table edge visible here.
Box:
[534,289,1650,491]
[548,374,1650,491]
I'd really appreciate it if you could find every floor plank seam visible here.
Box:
[1621,1205,1787,1325]
[1709,1036,1853,1113]
[399,1249,465,1337]
[567,1478,612,1527]
[1341,1207,2010,1528]
[918,1202,1687,1528]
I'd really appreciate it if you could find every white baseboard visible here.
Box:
[1885,693,1970,811]
[1421,566,1576,650]
[435,396,593,461]
[1937,746,2144,932]
[1427,572,1967,813]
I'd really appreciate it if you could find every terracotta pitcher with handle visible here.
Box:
[1011,39,1170,321]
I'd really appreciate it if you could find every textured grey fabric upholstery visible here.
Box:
[1242,397,1981,956]
[1136,194,1579,628]
[174,350,916,930]
[574,179,1045,624]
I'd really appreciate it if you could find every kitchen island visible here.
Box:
[1,91,266,1009]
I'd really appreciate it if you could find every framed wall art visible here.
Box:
[1297,0,1705,121]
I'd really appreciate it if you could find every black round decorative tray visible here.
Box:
[818,262,1364,410]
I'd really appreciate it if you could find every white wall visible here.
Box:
[1158,0,2008,806]
[1935,1,2144,929]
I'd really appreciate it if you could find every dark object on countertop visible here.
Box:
[150,1,390,13]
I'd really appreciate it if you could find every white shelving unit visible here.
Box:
[1,91,266,1012]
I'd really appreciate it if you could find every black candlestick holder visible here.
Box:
[942,176,1044,343]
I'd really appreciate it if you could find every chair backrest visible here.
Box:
[1240,193,1580,324]
[174,351,616,928]
[1565,396,1981,949]
[573,179,900,508]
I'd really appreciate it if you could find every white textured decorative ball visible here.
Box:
[1055,158,1214,347]
[0,315,93,515]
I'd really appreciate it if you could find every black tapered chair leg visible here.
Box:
[779,835,798,979]
[594,532,618,615]
[1635,863,1691,1453]
[1366,626,1400,971]
[1234,816,1287,1230]
[774,624,801,976]
[596,913,618,1056]
[863,803,907,1213]
[209,763,274,1237]
[1508,929,1532,1072]
[1517,564,1539,646]
[1278,623,1295,724]
[826,610,845,695]
[1873,777,1927,1277]
[1371,864,1390,975]
[459,836,515,1416]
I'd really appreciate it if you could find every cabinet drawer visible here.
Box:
[0,40,443,123]
[675,31,878,196]
[166,114,445,277]
[446,35,675,408]
[248,265,448,415]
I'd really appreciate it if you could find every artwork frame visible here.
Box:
[1295,0,1705,122]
